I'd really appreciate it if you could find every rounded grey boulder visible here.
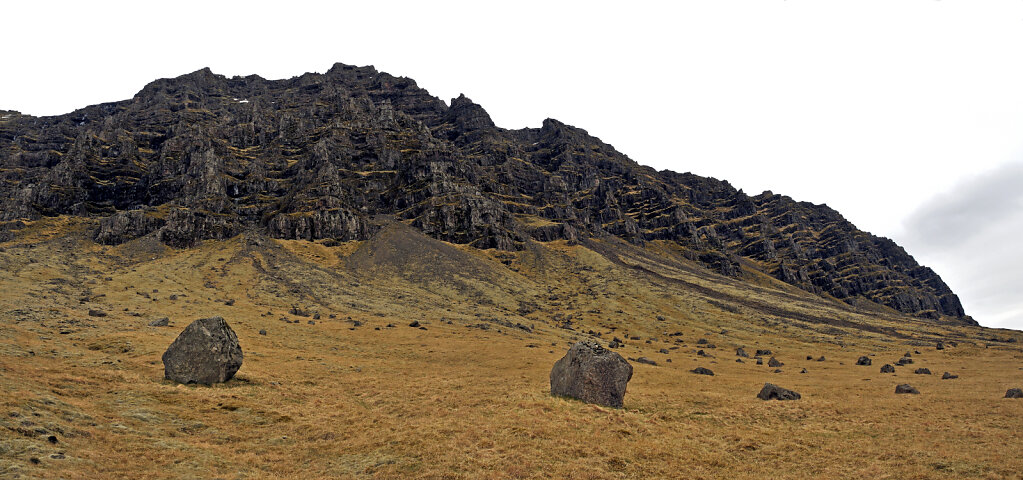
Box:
[162,316,243,385]
[550,341,633,408]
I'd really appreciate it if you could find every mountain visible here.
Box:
[0,63,971,324]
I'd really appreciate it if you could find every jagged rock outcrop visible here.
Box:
[0,63,971,322]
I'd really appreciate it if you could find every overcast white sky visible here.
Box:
[4,1,1023,329]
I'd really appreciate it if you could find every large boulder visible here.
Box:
[550,341,633,408]
[162,316,243,385]
[757,383,800,401]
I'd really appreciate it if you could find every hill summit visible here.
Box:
[0,63,970,323]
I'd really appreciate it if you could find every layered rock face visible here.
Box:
[0,63,970,322]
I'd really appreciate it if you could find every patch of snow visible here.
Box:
[238,99,249,103]
[1,115,10,119]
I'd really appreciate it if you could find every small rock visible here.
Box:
[800,368,807,374]
[856,356,872,366]
[88,309,107,317]
[816,356,825,362]
[696,339,709,345]
[148,317,170,327]
[691,367,714,376]
[914,368,931,375]
[736,358,743,363]
[1005,388,1023,398]
[935,341,944,350]
[658,348,669,354]
[755,349,772,356]
[897,357,914,365]
[409,320,420,328]
[941,372,957,379]
[768,357,783,368]
[880,364,895,373]
[756,358,764,365]
[635,357,658,366]
[895,384,919,394]
[308,320,315,325]
[259,329,267,336]
[736,347,749,358]
[757,383,800,400]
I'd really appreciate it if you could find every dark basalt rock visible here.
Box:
[0,64,971,323]
[550,341,633,408]
[895,384,919,394]
[148,317,169,327]
[856,356,872,366]
[941,372,957,379]
[914,368,931,375]
[757,383,800,401]
[768,357,783,367]
[736,347,749,358]
[691,367,714,376]
[880,364,895,373]
[1005,388,1023,398]
[162,316,243,385]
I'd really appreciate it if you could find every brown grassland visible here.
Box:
[1,217,1022,479]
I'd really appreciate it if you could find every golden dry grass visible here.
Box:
[0,217,1021,479]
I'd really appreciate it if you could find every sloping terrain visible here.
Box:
[0,64,969,321]
[0,218,1020,479]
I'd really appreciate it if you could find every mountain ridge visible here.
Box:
[0,62,972,324]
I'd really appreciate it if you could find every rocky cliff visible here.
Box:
[0,63,971,323]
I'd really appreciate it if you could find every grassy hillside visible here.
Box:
[1,217,1020,479]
